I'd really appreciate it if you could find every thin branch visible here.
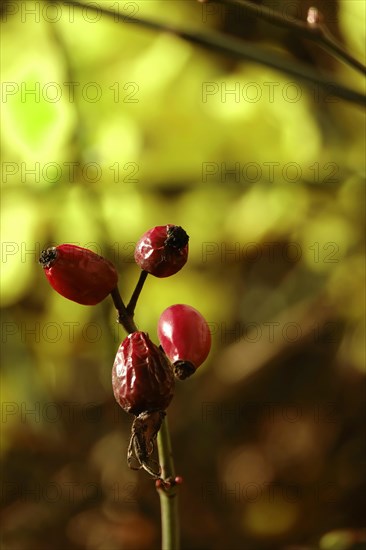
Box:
[110,287,138,334]
[215,0,366,75]
[127,271,149,317]
[59,0,365,107]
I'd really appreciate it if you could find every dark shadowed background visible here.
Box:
[1,1,365,549]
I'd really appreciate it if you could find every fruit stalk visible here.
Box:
[127,270,149,316]
[110,287,138,333]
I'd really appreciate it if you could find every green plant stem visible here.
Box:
[110,287,138,333]
[58,0,365,106]
[218,0,366,75]
[127,270,149,316]
[157,416,180,550]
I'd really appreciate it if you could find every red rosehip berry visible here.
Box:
[157,304,211,379]
[134,225,189,277]
[112,331,175,416]
[39,244,118,305]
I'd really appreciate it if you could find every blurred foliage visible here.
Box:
[1,0,365,549]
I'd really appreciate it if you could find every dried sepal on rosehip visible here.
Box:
[128,410,165,478]
[158,304,211,380]
[39,244,118,305]
[134,225,189,277]
[112,331,175,476]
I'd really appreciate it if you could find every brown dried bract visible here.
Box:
[127,410,165,478]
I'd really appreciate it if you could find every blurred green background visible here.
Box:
[1,0,365,549]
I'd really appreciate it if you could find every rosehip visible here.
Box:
[112,331,175,416]
[157,304,211,379]
[39,244,118,305]
[134,225,189,277]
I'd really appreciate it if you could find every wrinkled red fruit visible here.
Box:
[39,244,118,305]
[134,225,189,277]
[158,304,211,379]
[112,331,175,415]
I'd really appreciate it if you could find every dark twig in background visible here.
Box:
[215,0,366,75]
[59,0,365,106]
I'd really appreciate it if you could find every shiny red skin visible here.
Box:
[157,304,211,369]
[134,225,189,277]
[39,244,118,305]
[112,332,175,415]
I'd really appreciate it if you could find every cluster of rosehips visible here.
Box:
[39,225,211,477]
